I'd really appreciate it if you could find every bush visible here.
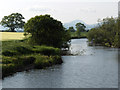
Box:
[14,46,33,55]
[33,46,61,56]
[12,56,35,66]
[2,64,16,77]
[2,56,16,64]
[34,55,63,69]
[51,55,63,64]
[2,50,17,56]
[34,55,50,69]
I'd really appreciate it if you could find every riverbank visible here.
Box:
[2,39,118,88]
[70,32,88,39]
[87,17,120,48]
[2,40,63,78]
[70,37,87,39]
[2,55,63,78]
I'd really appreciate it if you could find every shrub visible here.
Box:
[2,64,16,77]
[34,55,50,69]
[34,55,63,69]
[12,56,35,66]
[20,56,35,65]
[33,46,61,56]
[2,56,16,64]
[2,50,17,56]
[51,55,63,64]
[14,46,33,55]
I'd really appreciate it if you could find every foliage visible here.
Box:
[24,14,69,48]
[2,64,16,76]
[33,45,61,56]
[75,22,86,37]
[34,55,62,69]
[70,32,88,38]
[68,26,75,32]
[34,55,50,69]
[2,40,61,56]
[87,17,120,48]
[2,50,17,56]
[12,56,35,66]
[13,46,33,55]
[0,13,25,32]
[2,39,63,78]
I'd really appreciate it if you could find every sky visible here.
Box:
[0,0,119,24]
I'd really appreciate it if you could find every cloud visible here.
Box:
[80,8,96,13]
[28,6,51,12]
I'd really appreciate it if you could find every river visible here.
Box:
[2,39,118,88]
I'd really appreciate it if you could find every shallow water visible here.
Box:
[2,39,118,88]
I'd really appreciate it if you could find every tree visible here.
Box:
[68,26,75,32]
[24,14,70,48]
[0,13,25,32]
[87,17,120,47]
[75,22,86,37]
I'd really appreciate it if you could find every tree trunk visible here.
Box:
[10,27,15,32]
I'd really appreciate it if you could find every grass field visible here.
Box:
[0,32,25,41]
[70,32,88,38]
[0,32,88,41]
[1,32,63,78]
[0,32,25,69]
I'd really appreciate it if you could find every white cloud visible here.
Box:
[0,1,118,24]
[80,8,96,13]
[28,6,51,12]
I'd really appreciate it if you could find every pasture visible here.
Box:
[0,32,25,41]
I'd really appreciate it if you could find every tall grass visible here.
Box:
[2,40,63,78]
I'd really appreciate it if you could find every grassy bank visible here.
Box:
[2,40,63,78]
[70,32,88,39]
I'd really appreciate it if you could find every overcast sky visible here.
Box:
[0,0,119,24]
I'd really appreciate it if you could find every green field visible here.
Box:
[0,32,88,41]
[1,32,63,78]
[70,32,88,38]
[0,32,25,41]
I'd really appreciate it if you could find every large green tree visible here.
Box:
[87,17,120,48]
[0,13,25,32]
[75,22,86,37]
[68,26,75,32]
[24,14,70,48]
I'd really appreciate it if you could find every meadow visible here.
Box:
[0,32,25,41]
[1,31,88,78]
[1,32,63,78]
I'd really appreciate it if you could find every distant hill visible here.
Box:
[63,20,98,30]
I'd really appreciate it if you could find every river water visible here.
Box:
[2,39,118,88]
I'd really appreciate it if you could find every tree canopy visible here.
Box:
[0,13,25,32]
[24,14,70,48]
[75,22,86,37]
[87,17,120,48]
[68,26,75,32]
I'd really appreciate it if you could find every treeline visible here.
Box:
[66,23,87,38]
[1,13,71,78]
[0,13,71,48]
[87,17,120,48]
